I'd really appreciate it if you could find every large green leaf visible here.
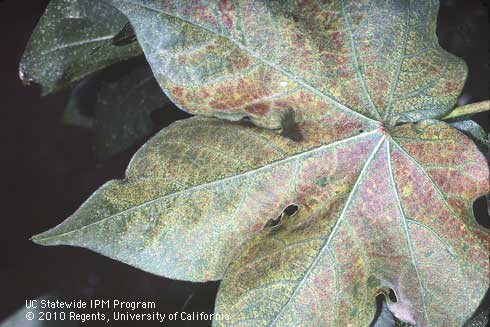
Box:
[32,117,489,325]
[31,1,490,325]
[106,0,466,128]
[213,120,489,326]
[20,0,142,94]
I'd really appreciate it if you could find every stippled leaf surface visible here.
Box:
[32,117,490,325]
[29,0,490,325]
[33,114,376,281]
[107,0,466,128]
[213,120,490,326]
[20,0,142,94]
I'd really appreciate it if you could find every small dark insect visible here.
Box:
[91,22,137,55]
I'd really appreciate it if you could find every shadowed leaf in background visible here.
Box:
[63,62,169,160]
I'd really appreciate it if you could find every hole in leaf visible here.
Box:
[264,204,299,228]
[369,294,387,327]
[473,195,490,228]
[388,288,398,303]
[283,204,299,216]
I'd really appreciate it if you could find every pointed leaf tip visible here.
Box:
[21,0,142,94]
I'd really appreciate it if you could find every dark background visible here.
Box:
[0,0,489,326]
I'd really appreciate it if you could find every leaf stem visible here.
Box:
[441,100,490,120]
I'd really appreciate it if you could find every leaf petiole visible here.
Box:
[441,100,490,120]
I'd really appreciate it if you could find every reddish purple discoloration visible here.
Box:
[245,103,270,116]
[218,0,234,31]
